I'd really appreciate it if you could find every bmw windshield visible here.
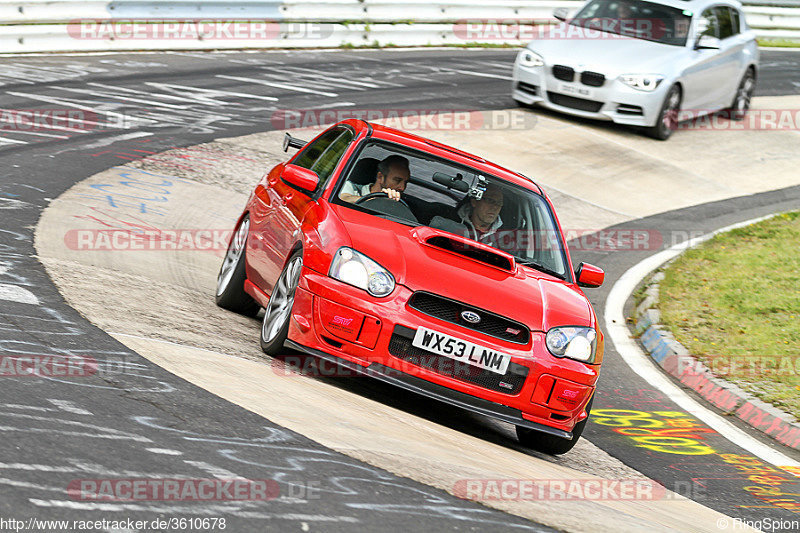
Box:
[570,0,692,46]
[333,141,570,280]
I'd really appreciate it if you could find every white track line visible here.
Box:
[0,284,39,305]
[605,212,800,471]
[216,75,338,98]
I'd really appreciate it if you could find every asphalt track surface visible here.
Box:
[1,49,799,530]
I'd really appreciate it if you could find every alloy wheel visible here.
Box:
[216,217,249,297]
[262,256,302,343]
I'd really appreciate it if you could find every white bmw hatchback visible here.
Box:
[511,0,759,139]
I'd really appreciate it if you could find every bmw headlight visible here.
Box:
[518,49,544,68]
[620,74,664,92]
[329,247,395,297]
[546,326,597,363]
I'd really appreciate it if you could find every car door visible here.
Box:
[681,7,726,112]
[715,6,749,108]
[262,125,355,295]
[247,126,342,292]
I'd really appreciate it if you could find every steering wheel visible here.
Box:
[355,191,411,210]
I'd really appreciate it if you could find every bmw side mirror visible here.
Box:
[553,7,569,21]
[695,34,721,50]
[281,164,319,194]
[575,262,604,288]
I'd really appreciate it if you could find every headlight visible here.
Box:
[546,326,597,363]
[620,74,664,92]
[518,49,544,68]
[329,247,395,297]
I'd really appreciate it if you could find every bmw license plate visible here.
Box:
[411,327,511,375]
[559,83,593,98]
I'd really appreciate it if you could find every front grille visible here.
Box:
[388,325,529,395]
[580,71,605,87]
[516,81,538,96]
[552,65,574,82]
[547,92,604,113]
[408,292,530,344]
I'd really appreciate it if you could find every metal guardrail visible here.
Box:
[743,0,800,7]
[0,0,798,54]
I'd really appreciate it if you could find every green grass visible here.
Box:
[758,38,800,48]
[658,211,800,418]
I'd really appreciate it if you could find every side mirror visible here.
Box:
[283,132,307,152]
[281,164,319,194]
[553,7,569,21]
[695,34,720,50]
[575,262,604,288]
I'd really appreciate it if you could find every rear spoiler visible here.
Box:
[283,132,307,152]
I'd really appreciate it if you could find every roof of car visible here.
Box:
[352,120,543,195]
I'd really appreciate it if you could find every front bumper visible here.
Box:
[287,266,598,435]
[512,60,669,127]
[286,339,572,438]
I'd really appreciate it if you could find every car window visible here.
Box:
[310,129,354,186]
[570,0,693,46]
[729,7,741,35]
[716,6,735,39]
[698,8,720,39]
[333,141,569,280]
[291,126,346,171]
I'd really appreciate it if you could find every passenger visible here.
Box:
[457,183,504,243]
[615,0,637,36]
[340,155,410,203]
[616,0,634,20]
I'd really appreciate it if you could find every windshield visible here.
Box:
[570,0,692,46]
[332,141,570,280]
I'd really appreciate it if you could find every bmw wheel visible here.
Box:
[215,215,259,316]
[646,85,681,141]
[729,68,755,121]
[260,251,303,355]
[516,397,593,455]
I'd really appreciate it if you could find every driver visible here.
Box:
[457,182,504,243]
[340,155,410,203]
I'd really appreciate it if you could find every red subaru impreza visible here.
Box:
[216,119,604,454]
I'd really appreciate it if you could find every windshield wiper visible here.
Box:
[518,260,565,280]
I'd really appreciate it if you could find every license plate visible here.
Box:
[411,327,511,375]
[559,83,594,98]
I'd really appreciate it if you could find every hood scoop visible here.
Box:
[413,227,516,273]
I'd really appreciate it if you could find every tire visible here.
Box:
[215,215,260,316]
[728,68,755,121]
[645,85,681,141]
[516,397,593,455]
[260,250,303,356]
